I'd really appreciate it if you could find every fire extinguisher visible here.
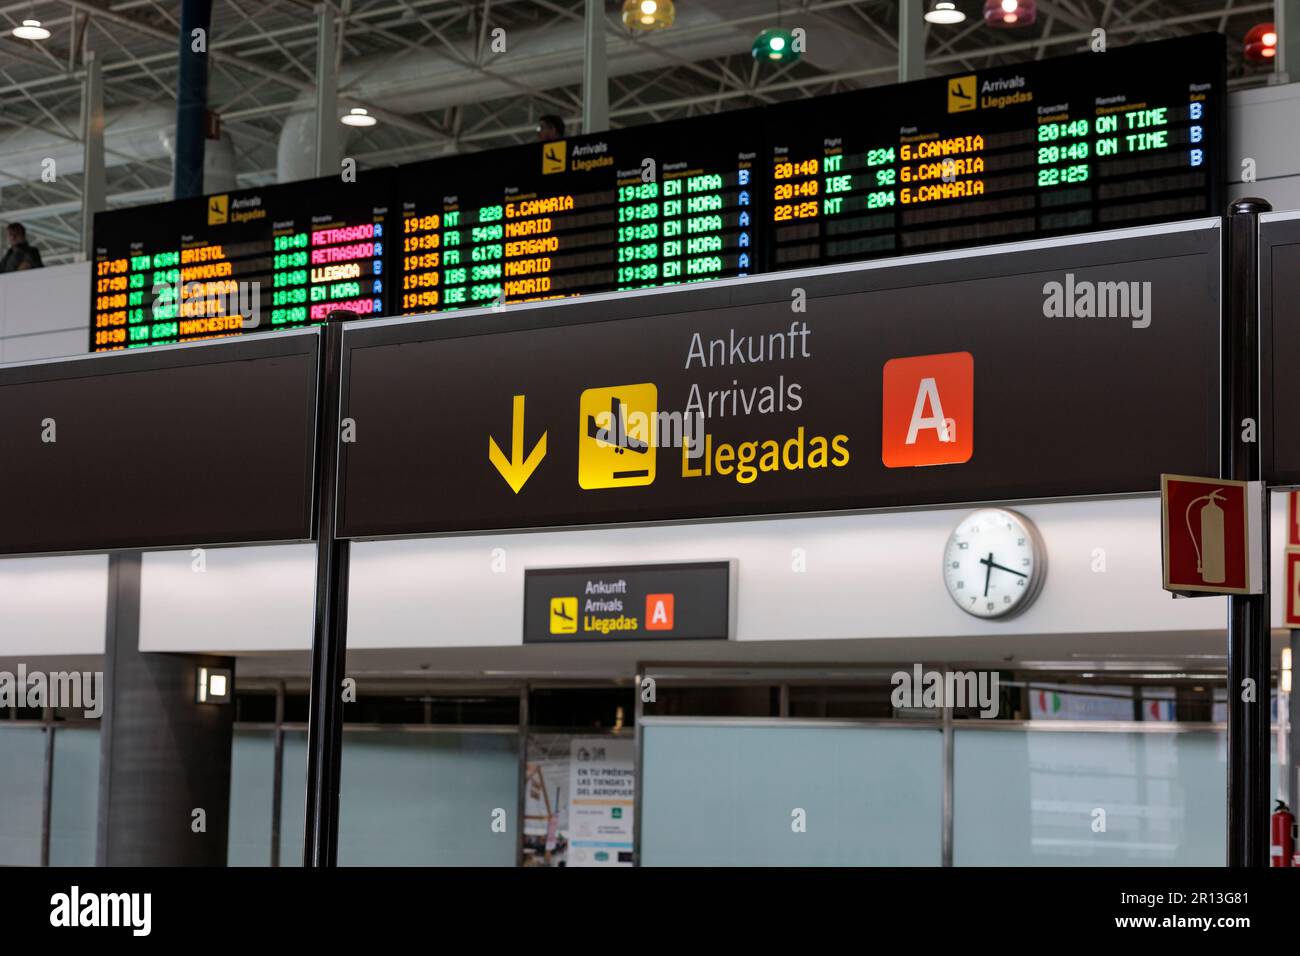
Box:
[1185,489,1227,584]
[1272,800,1295,867]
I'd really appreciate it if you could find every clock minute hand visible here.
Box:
[983,552,992,597]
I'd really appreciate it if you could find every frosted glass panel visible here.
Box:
[50,727,99,866]
[641,723,942,866]
[279,731,306,867]
[279,732,519,866]
[336,732,519,866]
[228,730,274,866]
[954,730,1226,865]
[0,726,46,866]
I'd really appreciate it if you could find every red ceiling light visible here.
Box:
[984,0,1036,28]
[1244,22,1278,62]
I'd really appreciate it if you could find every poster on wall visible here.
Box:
[567,737,635,867]
[522,735,570,867]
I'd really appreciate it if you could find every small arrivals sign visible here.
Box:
[523,562,733,643]
[1160,475,1263,596]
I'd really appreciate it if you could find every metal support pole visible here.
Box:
[582,0,608,134]
[303,312,354,867]
[79,49,105,258]
[270,680,286,867]
[39,710,53,867]
[315,4,339,178]
[1225,198,1272,867]
[941,678,954,867]
[899,0,926,83]
[174,0,213,200]
[1277,0,1299,85]
[515,684,528,868]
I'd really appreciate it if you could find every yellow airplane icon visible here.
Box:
[550,597,578,634]
[948,75,977,112]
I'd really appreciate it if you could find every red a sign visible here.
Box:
[1161,474,1252,595]
[881,351,974,468]
[645,593,674,631]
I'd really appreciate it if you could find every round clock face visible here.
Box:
[943,508,1045,619]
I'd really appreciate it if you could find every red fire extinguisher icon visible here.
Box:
[1272,799,1295,867]
[1185,489,1227,584]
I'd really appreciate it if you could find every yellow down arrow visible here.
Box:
[488,394,547,494]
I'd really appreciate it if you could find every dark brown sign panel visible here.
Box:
[0,330,319,555]
[1262,213,1300,485]
[338,221,1221,538]
[523,562,732,643]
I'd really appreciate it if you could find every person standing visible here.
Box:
[536,114,565,142]
[0,223,43,272]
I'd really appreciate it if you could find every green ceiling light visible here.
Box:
[753,27,799,63]
[622,0,675,31]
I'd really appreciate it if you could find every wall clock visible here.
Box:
[943,508,1045,619]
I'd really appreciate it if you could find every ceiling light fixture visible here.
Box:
[1244,22,1278,62]
[984,0,1035,28]
[341,107,378,127]
[12,19,51,40]
[753,27,799,63]
[622,0,674,31]
[925,2,966,25]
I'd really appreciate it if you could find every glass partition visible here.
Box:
[49,726,99,866]
[228,730,274,866]
[640,720,943,866]
[275,729,520,866]
[954,728,1227,865]
[0,726,46,866]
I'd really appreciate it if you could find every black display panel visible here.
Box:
[395,111,759,313]
[523,562,732,643]
[90,171,392,352]
[1261,213,1300,485]
[0,330,320,554]
[762,34,1224,270]
[88,35,1224,353]
[337,221,1221,538]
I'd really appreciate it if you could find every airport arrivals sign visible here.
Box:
[522,562,733,643]
[338,221,1221,537]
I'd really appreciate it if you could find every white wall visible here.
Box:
[0,490,1281,660]
[137,545,315,653]
[0,554,107,655]
[1228,83,1300,212]
[123,495,1228,656]
[0,261,89,363]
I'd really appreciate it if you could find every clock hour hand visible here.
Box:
[978,555,1028,578]
[983,552,992,597]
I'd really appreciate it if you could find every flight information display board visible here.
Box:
[90,172,392,352]
[395,112,758,313]
[89,35,1223,352]
[763,34,1223,270]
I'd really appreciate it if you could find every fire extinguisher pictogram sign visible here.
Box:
[1160,474,1262,596]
